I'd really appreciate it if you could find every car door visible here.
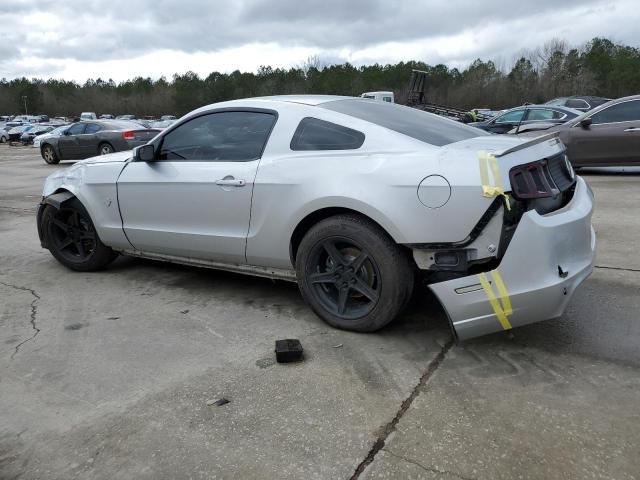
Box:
[487,109,525,134]
[565,99,640,166]
[77,122,102,158]
[117,109,277,263]
[57,123,87,159]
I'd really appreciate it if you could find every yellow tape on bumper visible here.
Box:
[477,270,513,330]
[478,151,511,211]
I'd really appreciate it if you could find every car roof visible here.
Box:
[253,95,353,106]
[502,104,581,114]
[185,95,365,118]
[567,95,611,101]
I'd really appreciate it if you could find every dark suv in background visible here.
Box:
[545,95,611,112]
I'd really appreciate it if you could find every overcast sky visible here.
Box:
[1,0,639,82]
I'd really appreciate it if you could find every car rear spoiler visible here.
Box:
[493,132,561,157]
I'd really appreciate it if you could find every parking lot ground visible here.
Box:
[1,144,639,479]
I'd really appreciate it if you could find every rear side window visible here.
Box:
[290,117,365,151]
[67,123,86,135]
[495,110,525,123]
[566,99,590,109]
[526,109,559,121]
[321,99,486,146]
[85,123,101,134]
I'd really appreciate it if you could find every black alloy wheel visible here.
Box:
[296,214,414,332]
[48,207,98,264]
[42,198,117,271]
[308,237,380,319]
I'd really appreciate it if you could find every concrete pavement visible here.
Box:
[0,145,638,479]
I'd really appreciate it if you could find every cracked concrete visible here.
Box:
[594,265,640,273]
[0,281,41,359]
[1,149,639,479]
[351,339,454,479]
[380,449,477,480]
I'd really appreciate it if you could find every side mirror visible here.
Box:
[63,130,71,136]
[135,144,156,162]
[580,117,592,128]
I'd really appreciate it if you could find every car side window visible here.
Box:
[495,110,525,123]
[526,109,556,121]
[159,111,276,161]
[591,100,640,125]
[85,123,101,134]
[566,99,589,110]
[67,123,86,135]
[290,117,365,150]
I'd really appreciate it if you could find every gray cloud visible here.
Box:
[0,0,638,79]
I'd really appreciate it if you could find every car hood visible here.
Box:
[76,150,134,165]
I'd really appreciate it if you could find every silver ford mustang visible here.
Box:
[37,96,596,340]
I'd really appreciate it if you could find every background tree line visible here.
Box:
[1,37,639,118]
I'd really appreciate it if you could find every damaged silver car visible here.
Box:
[37,96,595,340]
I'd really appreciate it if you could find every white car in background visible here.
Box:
[33,125,69,149]
[360,91,394,103]
[37,96,595,340]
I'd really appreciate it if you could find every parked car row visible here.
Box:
[466,95,611,132]
[1,123,57,144]
[469,105,582,134]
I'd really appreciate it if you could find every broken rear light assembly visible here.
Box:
[509,159,560,199]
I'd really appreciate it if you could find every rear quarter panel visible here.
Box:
[246,112,566,270]
[245,105,491,269]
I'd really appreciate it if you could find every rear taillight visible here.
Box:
[122,130,135,140]
[509,160,559,199]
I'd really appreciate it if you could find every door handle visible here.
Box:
[215,178,246,187]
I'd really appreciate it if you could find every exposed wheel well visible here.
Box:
[289,207,407,266]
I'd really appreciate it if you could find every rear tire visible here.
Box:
[42,144,59,164]
[98,143,114,155]
[42,198,117,271]
[296,214,414,332]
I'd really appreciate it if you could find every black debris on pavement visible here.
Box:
[275,339,304,363]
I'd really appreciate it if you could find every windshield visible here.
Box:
[320,99,487,146]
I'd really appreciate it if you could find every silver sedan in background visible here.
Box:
[37,96,595,340]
